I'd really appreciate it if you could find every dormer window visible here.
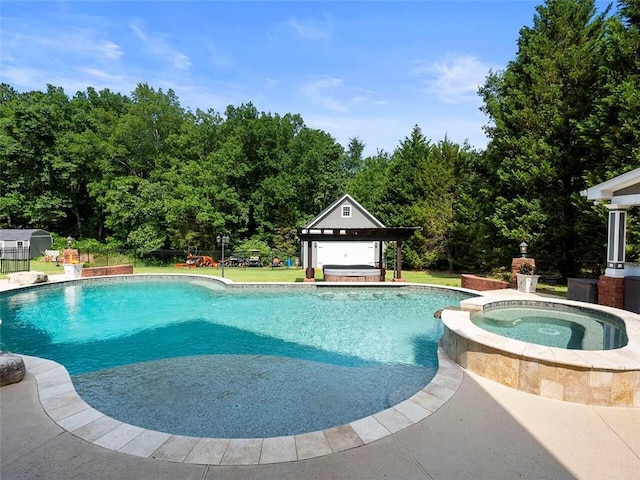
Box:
[341,205,352,218]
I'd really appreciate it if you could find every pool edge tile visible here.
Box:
[323,424,364,453]
[393,399,431,423]
[72,415,123,442]
[294,431,333,460]
[93,423,145,450]
[219,438,263,465]
[260,436,297,464]
[349,416,391,444]
[150,435,199,463]
[58,407,105,432]
[119,430,172,458]
[373,408,413,433]
[184,437,230,465]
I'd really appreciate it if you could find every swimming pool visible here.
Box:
[471,305,628,350]
[0,276,472,438]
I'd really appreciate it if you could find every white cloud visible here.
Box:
[410,54,493,104]
[171,52,191,70]
[298,77,382,114]
[78,68,126,83]
[98,40,124,59]
[265,78,279,89]
[300,77,348,112]
[205,44,231,68]
[130,23,192,70]
[286,17,331,40]
[4,30,123,61]
[0,66,46,90]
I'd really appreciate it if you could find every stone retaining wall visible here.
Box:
[441,326,639,407]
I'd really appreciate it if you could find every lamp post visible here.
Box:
[519,241,528,258]
[217,234,230,277]
[66,236,73,249]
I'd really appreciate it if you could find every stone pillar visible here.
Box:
[604,205,628,277]
[511,258,536,286]
[62,248,83,279]
[598,275,625,309]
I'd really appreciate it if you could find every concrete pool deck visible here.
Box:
[2,362,639,479]
[1,279,639,478]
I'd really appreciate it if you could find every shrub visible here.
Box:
[518,263,536,275]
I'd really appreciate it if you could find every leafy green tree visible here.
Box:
[290,127,347,223]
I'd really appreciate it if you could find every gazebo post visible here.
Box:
[604,205,628,275]
[393,240,406,282]
[582,167,640,310]
[378,240,384,281]
[304,240,315,282]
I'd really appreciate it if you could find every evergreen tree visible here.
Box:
[480,0,611,277]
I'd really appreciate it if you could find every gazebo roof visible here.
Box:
[304,194,385,229]
[582,167,640,207]
[297,227,421,242]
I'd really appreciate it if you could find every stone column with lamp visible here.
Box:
[62,236,83,279]
[511,242,537,289]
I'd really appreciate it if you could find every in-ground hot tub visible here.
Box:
[440,297,640,407]
[471,303,627,350]
[322,264,385,282]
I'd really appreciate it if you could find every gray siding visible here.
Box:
[313,201,379,228]
[0,229,52,258]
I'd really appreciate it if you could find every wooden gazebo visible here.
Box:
[297,227,421,281]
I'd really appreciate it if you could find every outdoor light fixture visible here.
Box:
[519,241,528,258]
[66,236,73,249]
[217,234,230,278]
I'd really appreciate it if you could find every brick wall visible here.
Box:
[461,274,510,291]
[598,275,625,309]
[81,264,134,278]
[510,258,536,286]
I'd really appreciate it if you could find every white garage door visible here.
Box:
[316,241,375,268]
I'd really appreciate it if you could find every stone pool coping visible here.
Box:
[440,296,640,407]
[20,351,462,465]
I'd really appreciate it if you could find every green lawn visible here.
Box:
[5,260,567,296]
[10,260,462,286]
[134,265,463,286]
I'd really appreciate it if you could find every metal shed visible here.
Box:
[0,229,53,259]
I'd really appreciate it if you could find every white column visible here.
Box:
[604,204,628,277]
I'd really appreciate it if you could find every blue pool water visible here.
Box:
[472,305,628,350]
[0,277,471,437]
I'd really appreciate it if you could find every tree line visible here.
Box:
[1,0,638,278]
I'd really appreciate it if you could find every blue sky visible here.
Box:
[0,1,615,156]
